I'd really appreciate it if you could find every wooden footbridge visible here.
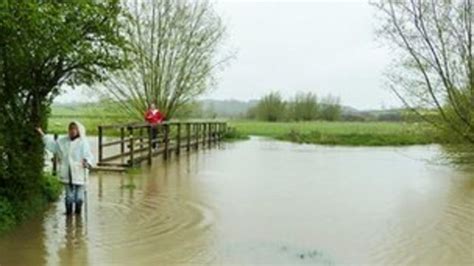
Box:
[94,121,228,171]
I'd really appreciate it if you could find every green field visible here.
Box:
[228,120,437,146]
[48,104,438,146]
[48,116,129,135]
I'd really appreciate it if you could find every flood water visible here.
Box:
[0,137,473,265]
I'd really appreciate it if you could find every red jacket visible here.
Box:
[145,108,165,125]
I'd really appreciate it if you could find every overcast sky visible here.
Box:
[56,0,400,110]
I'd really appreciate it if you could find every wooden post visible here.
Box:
[186,123,191,151]
[206,123,209,146]
[176,123,181,155]
[211,122,216,143]
[139,127,144,150]
[195,123,199,149]
[209,123,212,143]
[52,133,58,176]
[208,123,212,146]
[202,123,206,147]
[224,123,227,139]
[164,124,169,160]
[120,127,125,161]
[98,126,103,163]
[219,123,224,140]
[213,123,217,143]
[213,123,216,142]
[128,126,134,167]
[212,123,216,143]
[147,125,152,165]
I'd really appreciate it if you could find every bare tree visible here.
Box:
[373,0,473,143]
[100,0,230,119]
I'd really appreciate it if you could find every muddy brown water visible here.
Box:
[0,137,473,265]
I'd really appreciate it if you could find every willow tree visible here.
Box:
[100,0,228,119]
[287,92,319,121]
[251,92,287,122]
[0,1,126,217]
[320,95,342,121]
[373,0,473,143]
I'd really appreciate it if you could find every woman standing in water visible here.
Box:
[36,121,94,216]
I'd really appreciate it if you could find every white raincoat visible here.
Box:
[43,121,94,185]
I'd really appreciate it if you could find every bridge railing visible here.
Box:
[97,121,227,168]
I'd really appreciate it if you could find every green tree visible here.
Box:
[373,0,473,143]
[0,1,126,222]
[252,92,286,122]
[287,92,319,121]
[99,0,230,120]
[320,95,342,121]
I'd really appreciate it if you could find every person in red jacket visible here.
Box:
[145,103,165,148]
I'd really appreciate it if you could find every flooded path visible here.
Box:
[0,137,473,265]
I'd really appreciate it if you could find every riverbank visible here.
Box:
[228,121,438,146]
[48,115,437,146]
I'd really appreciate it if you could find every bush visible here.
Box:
[41,173,63,202]
[0,173,62,235]
[0,197,15,233]
[223,127,249,141]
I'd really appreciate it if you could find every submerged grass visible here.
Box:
[222,126,250,141]
[229,120,438,146]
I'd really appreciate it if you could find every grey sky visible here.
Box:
[56,0,400,110]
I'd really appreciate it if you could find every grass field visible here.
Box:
[228,120,438,146]
[48,103,131,135]
[48,116,129,135]
[48,104,437,146]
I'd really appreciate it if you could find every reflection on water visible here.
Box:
[0,137,473,265]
